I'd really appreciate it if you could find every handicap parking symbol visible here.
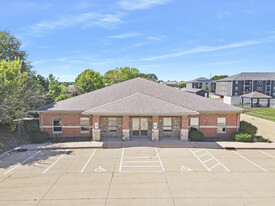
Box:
[180,165,193,172]
[94,166,106,173]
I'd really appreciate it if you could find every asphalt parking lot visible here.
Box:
[0,147,275,205]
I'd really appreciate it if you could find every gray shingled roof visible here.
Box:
[83,93,197,115]
[217,72,275,81]
[187,77,213,83]
[241,91,272,99]
[35,77,243,114]
[181,88,206,93]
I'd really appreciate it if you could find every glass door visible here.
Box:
[140,118,148,136]
[132,118,140,136]
[132,118,148,136]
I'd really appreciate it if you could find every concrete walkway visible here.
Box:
[12,138,275,152]
[241,114,275,141]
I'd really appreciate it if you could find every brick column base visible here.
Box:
[180,129,189,141]
[93,129,101,141]
[152,129,159,141]
[122,129,130,141]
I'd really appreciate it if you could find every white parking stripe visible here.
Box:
[190,149,210,172]
[122,165,161,168]
[190,149,230,172]
[42,151,68,174]
[119,148,124,172]
[80,149,97,173]
[123,161,159,163]
[233,151,268,172]
[258,150,275,158]
[206,150,230,172]
[4,151,41,175]
[155,148,165,172]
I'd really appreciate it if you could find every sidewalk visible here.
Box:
[12,138,275,152]
[241,114,275,141]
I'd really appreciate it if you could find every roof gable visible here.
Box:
[82,92,197,115]
[36,77,243,113]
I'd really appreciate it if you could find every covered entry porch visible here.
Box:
[88,115,191,142]
[81,92,197,141]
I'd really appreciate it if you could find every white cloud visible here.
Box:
[142,41,262,61]
[119,0,172,10]
[28,12,125,36]
[109,32,141,39]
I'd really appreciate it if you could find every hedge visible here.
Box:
[189,129,204,141]
[240,121,257,135]
[235,133,252,142]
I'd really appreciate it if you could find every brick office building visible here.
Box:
[35,78,243,141]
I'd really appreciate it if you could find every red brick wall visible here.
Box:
[181,116,189,130]
[123,116,129,129]
[189,113,239,137]
[40,113,93,137]
[152,116,159,129]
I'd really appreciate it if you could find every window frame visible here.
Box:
[53,117,62,133]
[163,117,172,132]
[190,117,199,130]
[217,117,226,133]
[108,117,117,133]
[80,117,90,133]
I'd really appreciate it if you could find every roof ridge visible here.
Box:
[137,92,198,113]
[83,92,141,112]
[83,91,197,114]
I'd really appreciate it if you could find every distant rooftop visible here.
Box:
[217,72,275,81]
[187,77,214,83]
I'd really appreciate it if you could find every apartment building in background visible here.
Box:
[216,72,275,97]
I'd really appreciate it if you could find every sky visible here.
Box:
[1,0,275,82]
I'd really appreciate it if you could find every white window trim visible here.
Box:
[108,117,117,132]
[80,117,90,133]
[217,117,226,134]
[52,117,62,134]
[163,117,172,132]
[190,117,199,129]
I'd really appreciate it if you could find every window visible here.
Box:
[257,81,262,85]
[108,118,117,132]
[80,118,89,133]
[53,118,62,133]
[190,117,199,130]
[163,118,172,131]
[235,81,238,85]
[256,86,262,92]
[217,117,226,133]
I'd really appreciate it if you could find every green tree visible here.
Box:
[211,75,228,81]
[0,30,32,73]
[103,68,120,85]
[177,82,186,88]
[75,69,104,93]
[118,67,139,81]
[47,74,71,102]
[0,59,46,129]
[103,67,158,85]
[139,73,158,81]
[35,74,49,93]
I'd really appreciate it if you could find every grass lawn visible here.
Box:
[236,105,275,122]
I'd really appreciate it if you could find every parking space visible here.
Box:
[0,147,275,205]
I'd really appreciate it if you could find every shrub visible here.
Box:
[23,120,40,134]
[240,121,257,135]
[52,133,60,143]
[189,130,204,141]
[235,133,252,142]
[30,131,49,143]
[230,131,240,141]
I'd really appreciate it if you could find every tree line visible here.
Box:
[0,30,158,128]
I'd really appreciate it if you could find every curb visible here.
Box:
[12,145,275,151]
